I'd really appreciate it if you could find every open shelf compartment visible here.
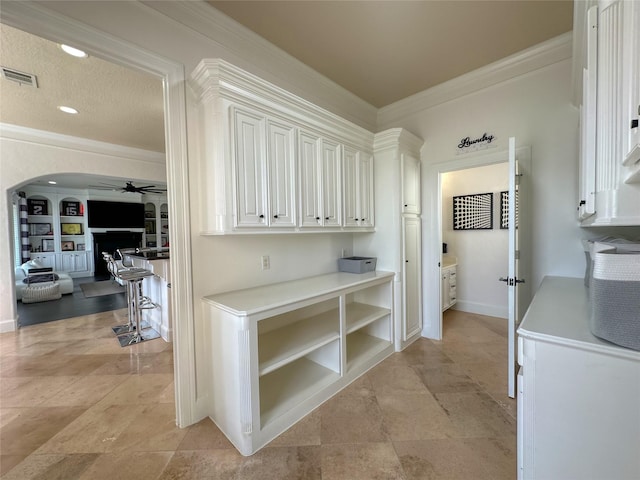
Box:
[346,330,392,373]
[260,356,340,427]
[258,298,340,376]
[345,302,391,334]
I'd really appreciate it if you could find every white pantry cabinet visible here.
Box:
[190,59,375,234]
[357,128,424,351]
[202,271,395,455]
[517,276,640,479]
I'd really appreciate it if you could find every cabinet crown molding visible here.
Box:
[190,59,373,147]
[373,128,424,154]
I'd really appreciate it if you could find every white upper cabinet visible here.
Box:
[233,108,297,229]
[320,138,342,227]
[575,0,640,225]
[299,131,322,227]
[233,107,268,227]
[402,153,421,214]
[299,131,342,228]
[622,0,640,169]
[190,59,375,234]
[343,147,374,228]
[267,119,297,228]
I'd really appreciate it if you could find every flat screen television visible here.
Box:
[87,200,145,228]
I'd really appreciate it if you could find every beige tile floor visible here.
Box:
[0,307,516,479]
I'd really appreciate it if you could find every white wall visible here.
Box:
[377,58,583,337]
[442,163,509,318]
[383,59,581,283]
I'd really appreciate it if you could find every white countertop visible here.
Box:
[203,271,395,316]
[518,276,640,361]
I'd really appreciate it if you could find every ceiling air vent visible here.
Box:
[1,66,38,87]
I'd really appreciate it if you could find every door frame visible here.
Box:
[422,145,531,340]
[1,2,197,427]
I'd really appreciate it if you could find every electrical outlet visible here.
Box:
[261,255,270,270]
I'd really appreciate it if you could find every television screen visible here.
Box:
[87,200,145,228]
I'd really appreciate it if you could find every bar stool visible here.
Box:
[102,252,159,345]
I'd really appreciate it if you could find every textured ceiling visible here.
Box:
[208,0,573,107]
[0,23,165,153]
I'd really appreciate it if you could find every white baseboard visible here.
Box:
[0,317,17,333]
[451,300,508,319]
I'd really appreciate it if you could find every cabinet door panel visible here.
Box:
[402,154,421,214]
[321,139,341,227]
[403,217,422,340]
[358,152,374,228]
[299,131,321,227]
[343,147,358,227]
[233,108,267,227]
[267,120,296,227]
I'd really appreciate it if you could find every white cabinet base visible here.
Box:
[517,277,640,479]
[203,271,395,455]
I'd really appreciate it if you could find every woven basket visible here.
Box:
[22,282,61,304]
[590,251,640,351]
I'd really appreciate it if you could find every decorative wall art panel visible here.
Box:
[500,190,519,229]
[453,193,493,230]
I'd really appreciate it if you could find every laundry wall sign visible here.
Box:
[456,133,497,154]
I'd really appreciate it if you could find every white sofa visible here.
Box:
[15,260,74,301]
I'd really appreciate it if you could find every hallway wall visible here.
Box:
[442,162,509,318]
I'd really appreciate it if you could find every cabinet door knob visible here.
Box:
[404,204,408,207]
[316,216,320,220]
[273,215,278,219]
[325,217,329,220]
[631,119,639,129]
[259,214,264,219]
[355,218,359,221]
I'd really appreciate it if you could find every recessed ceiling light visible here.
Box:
[60,44,88,58]
[58,106,78,114]
[48,181,57,184]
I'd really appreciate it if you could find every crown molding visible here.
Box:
[190,59,374,148]
[377,32,573,128]
[143,1,378,132]
[0,123,165,164]
[373,128,424,154]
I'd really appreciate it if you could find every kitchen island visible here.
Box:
[126,250,172,342]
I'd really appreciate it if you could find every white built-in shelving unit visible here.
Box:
[202,271,394,455]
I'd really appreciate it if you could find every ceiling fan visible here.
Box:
[89,181,167,194]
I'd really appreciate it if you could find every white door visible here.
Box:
[505,137,524,398]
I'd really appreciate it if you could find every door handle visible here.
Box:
[499,277,509,283]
